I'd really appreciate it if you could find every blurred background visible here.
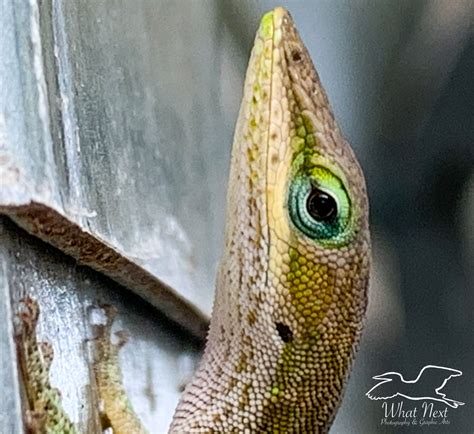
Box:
[0,0,472,432]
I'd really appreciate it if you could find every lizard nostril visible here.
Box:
[291,49,302,63]
[275,322,293,343]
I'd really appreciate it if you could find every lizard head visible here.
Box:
[239,7,371,428]
[255,8,371,428]
[264,8,370,340]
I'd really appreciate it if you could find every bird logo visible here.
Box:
[366,365,465,408]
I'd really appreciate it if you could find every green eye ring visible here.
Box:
[288,166,353,246]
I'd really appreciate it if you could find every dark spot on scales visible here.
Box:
[275,322,293,343]
[291,49,302,63]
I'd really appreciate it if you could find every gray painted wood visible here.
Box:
[1,0,234,430]
[0,247,23,434]
[0,0,242,326]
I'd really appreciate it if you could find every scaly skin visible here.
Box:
[91,304,148,434]
[171,7,370,433]
[14,7,370,434]
[16,298,78,434]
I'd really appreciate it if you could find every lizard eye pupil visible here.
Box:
[306,188,337,222]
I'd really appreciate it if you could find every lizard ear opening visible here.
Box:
[275,322,294,343]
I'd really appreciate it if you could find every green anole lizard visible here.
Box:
[170,6,370,432]
[16,7,370,434]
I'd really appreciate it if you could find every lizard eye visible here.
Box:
[288,166,353,246]
[306,188,337,222]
